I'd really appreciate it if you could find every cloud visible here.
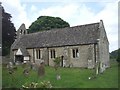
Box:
[94,2,118,52]
[1,0,30,30]
[1,0,118,52]
[37,2,118,52]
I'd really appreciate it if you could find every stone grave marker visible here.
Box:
[23,68,30,76]
[38,62,45,77]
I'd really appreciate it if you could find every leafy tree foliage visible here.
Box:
[116,48,120,64]
[2,5,16,56]
[28,16,70,33]
[110,49,119,59]
[53,57,61,80]
[110,48,120,64]
[53,57,61,71]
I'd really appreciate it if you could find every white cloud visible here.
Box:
[94,2,118,52]
[38,3,96,26]
[38,4,80,19]
[1,0,30,30]
[37,2,118,52]
[1,0,118,52]
[31,5,37,12]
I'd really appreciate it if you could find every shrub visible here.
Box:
[22,81,53,89]
[53,57,61,70]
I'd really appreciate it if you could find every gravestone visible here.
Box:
[56,74,61,80]
[23,68,29,76]
[29,62,37,70]
[7,62,13,69]
[9,62,13,68]
[100,63,106,74]
[88,60,93,69]
[38,62,45,77]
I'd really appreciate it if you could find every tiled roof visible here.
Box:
[11,22,100,50]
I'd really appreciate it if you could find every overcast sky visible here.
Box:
[1,0,119,52]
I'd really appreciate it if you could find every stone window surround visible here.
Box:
[72,48,79,58]
[50,49,56,59]
[35,49,43,60]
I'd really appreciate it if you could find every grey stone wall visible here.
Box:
[48,44,95,68]
[13,44,97,68]
[98,21,110,68]
[27,49,34,62]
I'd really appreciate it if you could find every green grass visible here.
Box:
[2,61,118,88]
[0,64,2,89]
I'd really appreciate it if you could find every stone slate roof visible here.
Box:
[11,22,100,50]
[19,47,29,56]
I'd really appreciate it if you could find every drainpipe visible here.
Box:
[33,48,35,63]
[94,43,98,75]
[95,39,100,75]
[94,43,96,67]
[47,47,49,66]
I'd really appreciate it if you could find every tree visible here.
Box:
[2,4,16,56]
[28,16,70,33]
[110,48,120,65]
[116,48,120,64]
[110,49,118,59]
[53,57,61,80]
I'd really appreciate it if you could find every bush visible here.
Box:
[22,81,53,89]
[53,57,61,70]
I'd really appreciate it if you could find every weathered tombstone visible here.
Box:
[7,62,17,74]
[100,63,106,74]
[6,64,9,69]
[38,62,45,77]
[88,60,93,69]
[29,62,33,69]
[7,62,13,70]
[9,62,13,68]
[23,68,29,76]
[32,63,37,71]
[29,62,36,70]
[15,61,21,65]
[56,74,61,80]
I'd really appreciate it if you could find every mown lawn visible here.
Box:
[2,60,118,88]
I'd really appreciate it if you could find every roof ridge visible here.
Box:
[70,22,99,28]
[12,21,100,49]
[25,22,100,36]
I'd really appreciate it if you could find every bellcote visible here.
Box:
[16,23,27,39]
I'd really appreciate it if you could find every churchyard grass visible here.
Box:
[2,60,118,88]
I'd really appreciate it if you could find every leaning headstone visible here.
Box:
[23,68,29,76]
[38,62,45,77]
